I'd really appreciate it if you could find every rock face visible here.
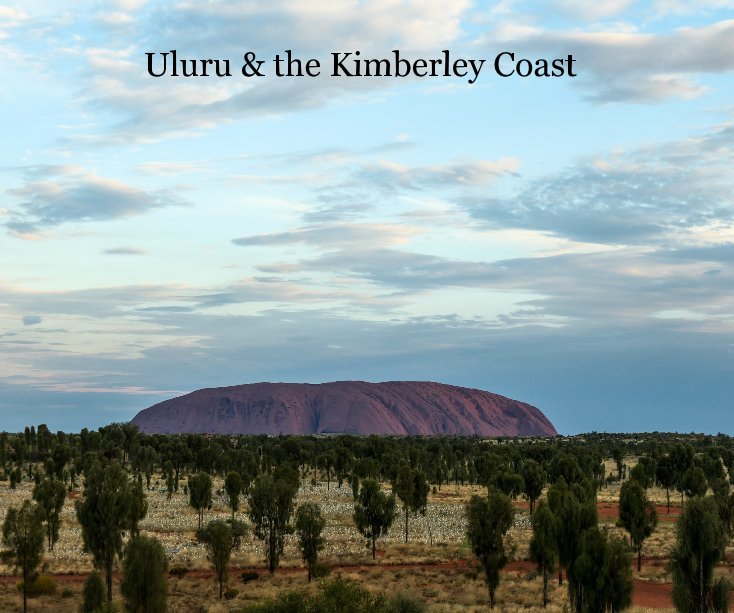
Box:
[131,381,556,437]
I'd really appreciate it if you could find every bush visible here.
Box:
[241,571,259,583]
[312,562,331,578]
[242,578,427,613]
[170,565,189,580]
[385,592,427,613]
[244,591,308,613]
[121,535,168,613]
[18,574,57,597]
[62,587,74,598]
[81,570,105,613]
[224,587,239,600]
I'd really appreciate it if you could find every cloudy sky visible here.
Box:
[1,1,733,434]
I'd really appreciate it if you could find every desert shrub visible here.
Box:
[243,577,425,613]
[224,587,239,600]
[18,574,57,596]
[170,565,189,579]
[62,587,74,598]
[241,570,260,583]
[312,562,331,578]
[81,570,105,613]
[384,592,427,613]
[244,591,309,613]
[241,570,259,583]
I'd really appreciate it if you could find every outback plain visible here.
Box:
[0,432,732,612]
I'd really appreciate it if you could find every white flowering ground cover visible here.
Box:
[0,476,532,575]
[0,474,701,612]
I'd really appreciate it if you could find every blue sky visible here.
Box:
[1,1,734,434]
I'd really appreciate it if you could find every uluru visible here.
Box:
[131,381,557,437]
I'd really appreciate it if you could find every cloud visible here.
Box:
[103,247,147,255]
[354,158,521,190]
[55,1,474,141]
[463,123,734,244]
[233,223,418,248]
[485,19,734,102]
[6,168,184,235]
[22,315,42,326]
[554,0,634,21]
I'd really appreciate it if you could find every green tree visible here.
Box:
[619,480,658,571]
[1,500,45,613]
[572,528,632,613]
[188,472,213,529]
[224,471,244,519]
[655,454,676,514]
[295,502,326,582]
[32,477,66,551]
[129,475,148,537]
[249,472,299,573]
[75,461,142,604]
[547,478,597,589]
[611,447,624,481]
[120,535,168,613]
[465,491,514,609]
[711,478,733,534]
[671,496,729,613]
[529,501,558,607]
[629,463,650,488]
[670,443,695,504]
[393,465,429,543]
[197,519,247,598]
[521,459,545,516]
[81,570,105,613]
[681,466,708,499]
[353,479,397,560]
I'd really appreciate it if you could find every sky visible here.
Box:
[1,1,733,434]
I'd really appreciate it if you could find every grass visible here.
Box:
[0,468,731,611]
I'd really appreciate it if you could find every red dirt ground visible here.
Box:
[0,559,683,608]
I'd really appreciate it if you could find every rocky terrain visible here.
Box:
[131,381,556,436]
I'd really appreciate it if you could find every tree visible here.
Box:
[120,535,168,612]
[629,463,650,488]
[521,459,545,516]
[670,443,695,504]
[547,478,597,588]
[32,477,66,551]
[572,528,632,613]
[81,570,105,613]
[465,491,514,609]
[671,496,729,613]
[656,454,676,514]
[197,519,247,598]
[619,480,657,571]
[493,471,525,499]
[75,461,142,604]
[353,479,396,560]
[711,478,733,534]
[611,447,624,481]
[249,472,299,573]
[393,465,429,543]
[295,502,326,581]
[129,475,148,537]
[1,500,45,613]
[188,472,213,529]
[681,466,708,499]
[529,501,558,607]
[224,471,244,519]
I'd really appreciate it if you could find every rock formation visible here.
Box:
[131,381,556,436]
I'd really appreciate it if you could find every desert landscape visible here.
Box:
[0,425,731,612]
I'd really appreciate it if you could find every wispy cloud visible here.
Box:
[6,167,184,236]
